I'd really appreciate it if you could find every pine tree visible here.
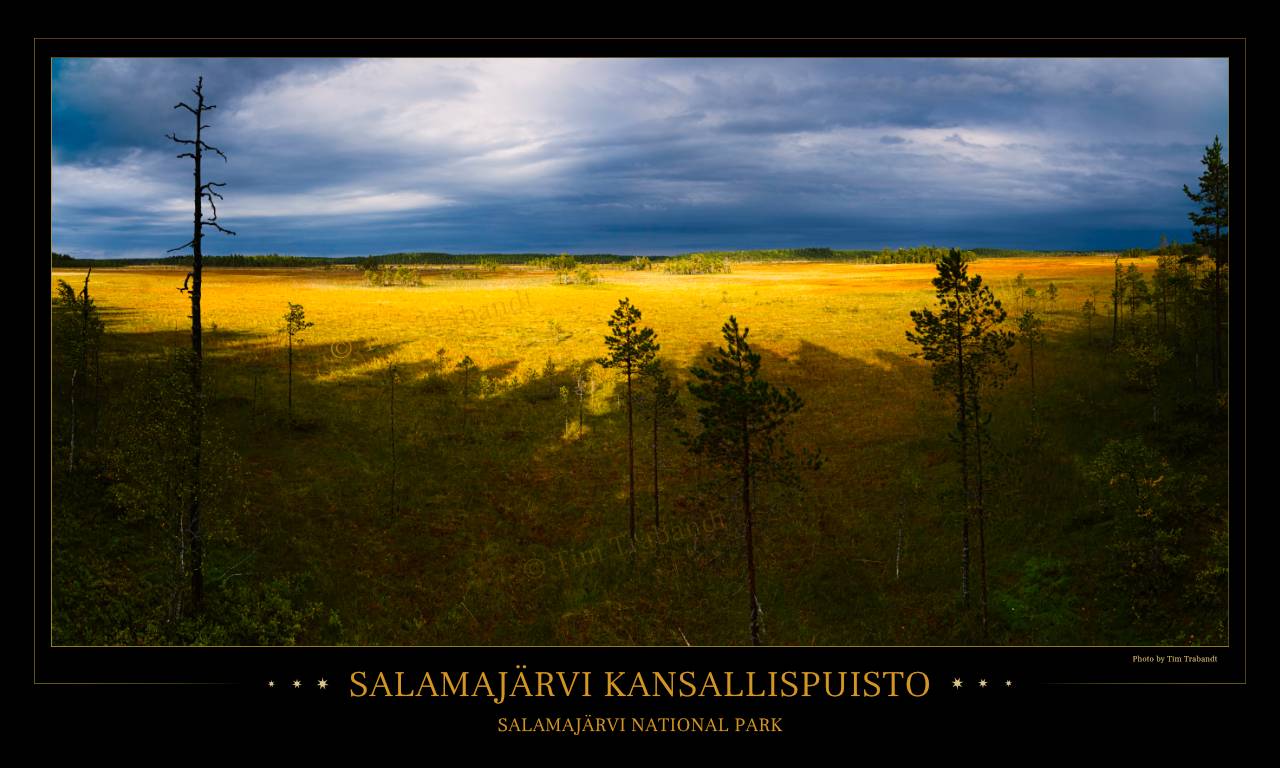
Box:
[1017,307,1044,431]
[54,271,104,471]
[598,298,659,547]
[1183,136,1229,389]
[1124,263,1151,334]
[1111,254,1124,348]
[640,358,684,530]
[906,248,1015,633]
[282,302,313,425]
[685,316,810,646]
[1081,295,1098,346]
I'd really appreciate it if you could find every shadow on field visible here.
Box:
[60,307,1182,648]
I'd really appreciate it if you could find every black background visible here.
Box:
[34,37,1248,733]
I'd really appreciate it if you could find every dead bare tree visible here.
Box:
[168,76,235,612]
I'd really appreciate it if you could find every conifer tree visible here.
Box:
[1124,263,1151,334]
[54,271,104,470]
[640,358,683,530]
[598,298,659,547]
[1017,307,1044,430]
[282,302,313,424]
[907,248,1015,632]
[1111,254,1124,348]
[685,316,809,646]
[1183,136,1229,389]
[1082,295,1098,345]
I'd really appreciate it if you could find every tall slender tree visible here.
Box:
[907,248,1015,632]
[1183,135,1229,390]
[685,316,808,646]
[1017,307,1044,430]
[54,270,104,471]
[966,300,1017,635]
[282,302,313,424]
[1110,254,1124,348]
[1081,293,1098,346]
[640,358,683,530]
[1124,263,1151,335]
[598,298,659,547]
[168,76,235,612]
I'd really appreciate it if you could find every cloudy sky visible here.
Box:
[51,57,1229,258]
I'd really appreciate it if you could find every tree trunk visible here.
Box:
[954,283,971,608]
[390,365,397,515]
[1112,259,1120,348]
[92,343,101,436]
[1213,248,1222,390]
[1028,339,1037,428]
[287,333,293,423]
[189,84,206,613]
[626,365,635,547]
[973,395,989,638]
[652,395,660,530]
[743,420,759,646]
[77,270,92,456]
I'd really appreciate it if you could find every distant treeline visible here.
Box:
[50,251,638,269]
[52,244,1186,271]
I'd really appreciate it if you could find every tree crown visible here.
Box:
[1182,135,1229,264]
[283,302,314,337]
[684,316,805,472]
[598,297,659,375]
[906,249,1017,395]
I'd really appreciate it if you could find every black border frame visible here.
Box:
[34,37,1247,728]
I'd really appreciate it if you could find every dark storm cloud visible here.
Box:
[50,57,1229,258]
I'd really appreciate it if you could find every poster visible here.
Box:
[37,38,1246,731]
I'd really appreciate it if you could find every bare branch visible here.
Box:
[200,141,228,162]
[174,102,198,115]
[199,181,226,193]
[178,272,193,293]
[168,239,196,253]
[202,220,237,236]
[166,132,196,145]
[176,152,196,160]
[201,192,220,220]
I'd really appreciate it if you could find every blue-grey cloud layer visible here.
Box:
[51,58,1229,257]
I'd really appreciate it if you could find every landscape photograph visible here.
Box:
[48,54,1232,649]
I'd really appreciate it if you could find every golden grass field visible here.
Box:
[57,257,1118,377]
[55,255,1207,647]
